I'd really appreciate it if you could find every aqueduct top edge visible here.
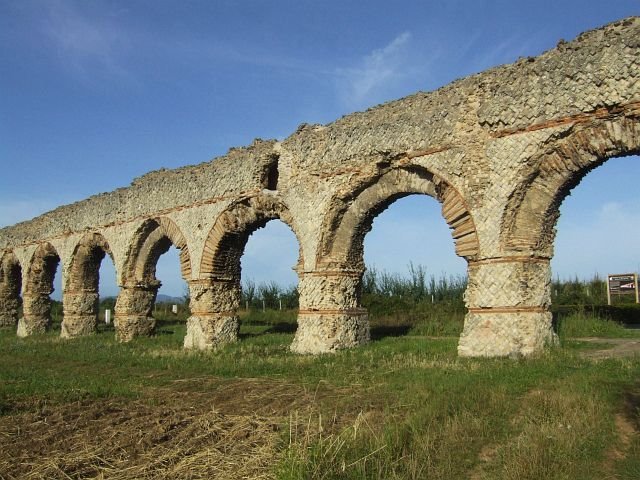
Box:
[0,16,638,250]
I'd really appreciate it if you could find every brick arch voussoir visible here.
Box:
[123,217,192,285]
[199,195,302,279]
[26,242,60,296]
[317,166,479,270]
[502,115,640,256]
[66,232,113,293]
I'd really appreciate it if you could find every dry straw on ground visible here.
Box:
[0,397,281,480]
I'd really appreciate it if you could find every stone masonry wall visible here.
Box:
[0,17,638,357]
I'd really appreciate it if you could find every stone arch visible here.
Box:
[502,115,640,256]
[199,194,303,279]
[123,216,192,285]
[62,232,114,338]
[19,242,60,336]
[291,166,479,354]
[0,251,22,327]
[318,166,479,270]
[183,194,303,350]
[66,232,113,292]
[25,242,60,298]
[115,217,191,342]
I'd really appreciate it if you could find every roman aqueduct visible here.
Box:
[0,18,638,357]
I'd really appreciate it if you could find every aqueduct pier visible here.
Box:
[1,18,638,357]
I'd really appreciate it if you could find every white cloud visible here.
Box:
[42,0,130,80]
[335,31,413,108]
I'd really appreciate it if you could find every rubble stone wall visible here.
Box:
[0,18,638,357]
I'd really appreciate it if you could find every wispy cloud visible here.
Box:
[463,29,548,76]
[335,31,413,108]
[42,0,131,81]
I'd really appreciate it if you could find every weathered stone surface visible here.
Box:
[291,312,370,354]
[114,285,158,342]
[183,279,240,349]
[61,292,99,338]
[18,293,52,336]
[0,251,21,327]
[458,312,558,358]
[0,18,638,357]
[293,269,371,353]
[184,315,239,350]
[0,302,20,327]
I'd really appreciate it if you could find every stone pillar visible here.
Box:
[183,279,240,350]
[291,269,370,354]
[17,292,52,337]
[61,291,98,338]
[458,257,558,357]
[114,283,158,342]
[0,288,20,327]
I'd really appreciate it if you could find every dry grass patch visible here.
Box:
[0,397,281,480]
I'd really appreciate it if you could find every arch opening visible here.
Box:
[551,154,640,323]
[185,195,302,349]
[362,194,468,339]
[318,167,479,271]
[153,245,189,329]
[240,218,300,333]
[200,196,302,280]
[116,217,192,342]
[62,233,117,338]
[292,166,476,354]
[481,117,640,356]
[502,118,640,256]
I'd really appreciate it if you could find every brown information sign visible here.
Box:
[607,273,639,305]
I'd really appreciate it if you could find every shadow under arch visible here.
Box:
[20,242,60,336]
[501,116,640,256]
[0,250,22,327]
[318,166,479,270]
[116,216,192,342]
[62,232,115,338]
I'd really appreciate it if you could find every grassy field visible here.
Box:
[1,312,639,479]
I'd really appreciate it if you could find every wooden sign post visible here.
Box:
[607,273,639,305]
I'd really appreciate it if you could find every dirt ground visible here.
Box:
[0,378,365,480]
[577,337,640,359]
[1,340,638,479]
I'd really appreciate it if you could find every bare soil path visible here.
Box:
[576,337,640,359]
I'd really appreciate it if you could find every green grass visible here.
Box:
[1,313,640,479]
[556,311,638,339]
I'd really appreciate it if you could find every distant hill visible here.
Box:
[156,294,185,304]
[99,294,185,304]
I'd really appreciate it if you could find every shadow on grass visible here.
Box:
[239,322,298,339]
[623,382,640,431]
[370,324,412,340]
[239,321,414,341]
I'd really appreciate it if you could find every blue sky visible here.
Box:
[1,1,638,298]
